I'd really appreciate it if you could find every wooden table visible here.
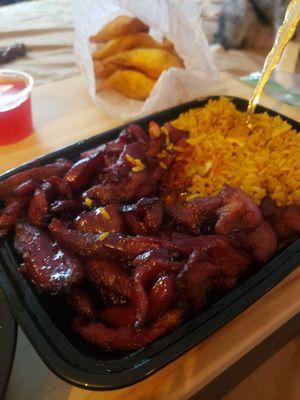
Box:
[1,74,300,400]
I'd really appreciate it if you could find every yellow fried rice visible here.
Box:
[167,97,300,206]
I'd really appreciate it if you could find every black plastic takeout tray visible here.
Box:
[0,97,299,390]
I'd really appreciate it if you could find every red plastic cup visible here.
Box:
[0,70,34,146]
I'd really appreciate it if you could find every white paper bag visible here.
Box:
[72,0,218,120]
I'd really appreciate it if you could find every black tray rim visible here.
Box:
[0,293,17,400]
[0,96,299,390]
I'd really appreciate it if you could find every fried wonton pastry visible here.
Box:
[100,48,183,80]
[92,33,174,60]
[97,69,155,100]
[93,60,118,79]
[89,16,148,43]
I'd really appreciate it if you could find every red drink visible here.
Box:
[0,70,33,146]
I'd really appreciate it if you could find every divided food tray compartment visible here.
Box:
[0,97,299,390]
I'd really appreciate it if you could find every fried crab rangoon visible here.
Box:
[93,60,117,79]
[97,69,155,100]
[100,48,183,80]
[89,16,148,43]
[92,33,174,60]
[90,16,183,100]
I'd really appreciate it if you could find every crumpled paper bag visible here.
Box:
[72,0,218,120]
